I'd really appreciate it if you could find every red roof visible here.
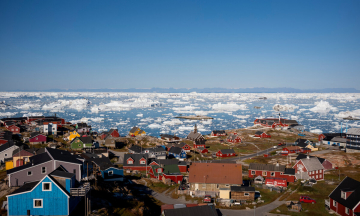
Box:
[189,163,242,185]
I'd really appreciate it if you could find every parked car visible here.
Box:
[278,142,285,146]
[203,195,212,203]
[299,196,316,204]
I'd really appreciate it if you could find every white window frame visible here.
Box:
[42,182,52,191]
[140,160,146,164]
[251,171,255,175]
[244,192,250,196]
[33,199,43,208]
[27,171,32,176]
[108,171,113,176]
[271,172,275,176]
[225,184,230,187]
[127,160,133,164]
[41,167,46,174]
[263,171,267,176]
[345,207,349,214]
[4,153,7,157]
[333,200,337,207]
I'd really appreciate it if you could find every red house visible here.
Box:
[123,154,151,171]
[254,131,271,138]
[293,156,324,181]
[148,159,188,173]
[282,146,301,155]
[227,134,242,143]
[196,147,208,154]
[100,132,109,140]
[211,130,226,137]
[328,177,360,216]
[296,154,333,171]
[148,164,183,184]
[265,177,287,187]
[248,163,295,183]
[193,140,206,149]
[6,125,20,134]
[29,132,47,144]
[300,148,311,154]
[216,149,236,158]
[109,129,120,137]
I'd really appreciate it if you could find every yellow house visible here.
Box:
[306,144,318,151]
[129,127,146,136]
[5,160,14,170]
[68,130,80,141]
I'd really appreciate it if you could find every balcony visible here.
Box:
[70,182,90,196]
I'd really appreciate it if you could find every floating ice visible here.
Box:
[334,109,360,119]
[309,101,337,113]
[310,129,322,134]
[211,103,248,112]
[273,104,298,112]
[0,112,17,117]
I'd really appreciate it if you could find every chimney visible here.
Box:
[194,124,198,133]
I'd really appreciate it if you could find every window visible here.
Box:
[36,137,38,140]
[341,191,346,199]
[262,172,267,176]
[244,193,250,196]
[4,154,7,157]
[42,182,51,191]
[27,171,32,176]
[157,168,162,173]
[41,167,46,174]
[316,175,318,179]
[271,172,275,176]
[73,169,76,175]
[333,200,337,207]
[225,184,230,187]
[108,171,113,176]
[78,144,81,147]
[320,170,322,173]
[316,170,318,174]
[140,160,145,164]
[202,184,206,188]
[251,171,255,175]
[345,207,349,214]
[33,199,43,208]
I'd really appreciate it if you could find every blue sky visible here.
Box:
[0,0,359,90]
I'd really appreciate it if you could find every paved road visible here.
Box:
[221,146,280,162]
[151,190,193,205]
[219,197,286,216]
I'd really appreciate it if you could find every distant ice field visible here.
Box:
[1,92,360,137]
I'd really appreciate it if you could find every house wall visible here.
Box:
[190,183,238,193]
[163,174,183,184]
[231,191,255,201]
[101,167,123,179]
[110,130,120,137]
[9,161,53,187]
[248,170,295,183]
[322,160,333,170]
[54,161,82,182]
[216,151,236,158]
[0,145,19,163]
[71,139,83,150]
[178,165,187,173]
[293,160,324,181]
[7,176,69,216]
[29,135,47,144]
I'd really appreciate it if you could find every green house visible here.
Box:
[70,136,93,150]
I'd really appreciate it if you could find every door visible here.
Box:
[195,183,199,190]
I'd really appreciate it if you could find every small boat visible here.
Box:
[343,116,360,120]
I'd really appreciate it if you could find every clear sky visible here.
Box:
[0,0,359,91]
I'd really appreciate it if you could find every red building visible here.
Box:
[248,163,295,183]
[300,148,311,154]
[253,118,298,129]
[211,130,226,137]
[6,125,20,134]
[29,132,47,144]
[193,140,206,149]
[216,149,236,158]
[328,177,360,216]
[296,154,333,171]
[254,131,271,138]
[293,156,324,181]
[149,159,188,173]
[148,164,183,184]
[196,147,208,154]
[282,146,301,155]
[109,129,120,137]
[265,177,287,187]
[123,154,151,171]
[227,134,242,143]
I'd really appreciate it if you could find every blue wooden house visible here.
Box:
[101,167,124,181]
[7,169,81,216]
[168,147,187,160]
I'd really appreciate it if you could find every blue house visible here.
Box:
[101,167,124,181]
[7,169,81,216]
[168,147,187,160]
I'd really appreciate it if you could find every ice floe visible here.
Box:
[309,101,337,113]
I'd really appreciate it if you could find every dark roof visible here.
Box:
[123,154,148,166]
[163,205,218,216]
[329,176,360,209]
[255,131,264,135]
[169,146,183,155]
[230,186,255,192]
[79,136,93,144]
[49,170,75,179]
[129,127,139,133]
[9,181,39,195]
[91,157,114,170]
[154,159,187,166]
[0,141,17,153]
[212,130,226,134]
[7,152,52,174]
[45,148,83,164]
[296,142,308,148]
[249,163,286,172]
[284,168,295,175]
[220,149,236,154]
[29,132,44,139]
[129,145,142,153]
